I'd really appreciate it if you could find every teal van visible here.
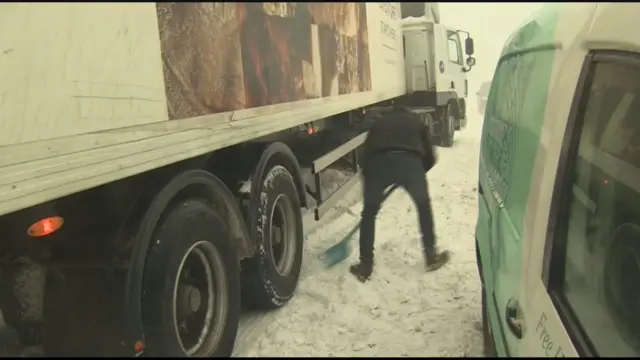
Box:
[476,3,640,357]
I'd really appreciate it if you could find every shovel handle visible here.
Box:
[344,183,400,239]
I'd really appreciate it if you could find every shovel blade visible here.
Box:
[323,241,351,268]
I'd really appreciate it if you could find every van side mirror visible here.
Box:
[465,37,475,56]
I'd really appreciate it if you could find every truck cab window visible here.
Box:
[447,31,461,65]
[548,56,640,357]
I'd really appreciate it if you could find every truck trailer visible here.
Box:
[0,2,475,356]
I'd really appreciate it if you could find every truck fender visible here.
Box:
[122,169,251,354]
[436,90,458,107]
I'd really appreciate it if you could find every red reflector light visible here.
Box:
[307,127,314,135]
[134,340,145,353]
[27,216,64,237]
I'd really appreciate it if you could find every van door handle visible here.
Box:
[505,298,524,339]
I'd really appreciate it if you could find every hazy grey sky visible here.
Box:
[440,3,544,89]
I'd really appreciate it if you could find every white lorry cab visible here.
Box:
[401,2,476,147]
[477,3,640,357]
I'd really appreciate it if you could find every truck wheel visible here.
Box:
[441,104,455,148]
[0,262,45,346]
[457,102,467,130]
[142,199,240,357]
[458,115,467,130]
[481,285,497,357]
[242,165,303,310]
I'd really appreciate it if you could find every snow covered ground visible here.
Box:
[0,115,485,357]
[234,116,485,357]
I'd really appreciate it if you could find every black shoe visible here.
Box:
[425,248,451,272]
[349,260,373,282]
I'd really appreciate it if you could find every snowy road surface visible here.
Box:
[0,115,485,357]
[234,117,485,357]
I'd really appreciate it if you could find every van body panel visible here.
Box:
[477,2,640,357]
[476,3,599,357]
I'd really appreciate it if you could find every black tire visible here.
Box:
[458,102,467,130]
[459,113,467,130]
[0,264,43,346]
[242,165,304,310]
[142,199,240,357]
[440,104,455,148]
[481,285,497,357]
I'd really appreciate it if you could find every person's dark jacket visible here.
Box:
[363,105,437,172]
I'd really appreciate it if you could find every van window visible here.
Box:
[548,56,640,357]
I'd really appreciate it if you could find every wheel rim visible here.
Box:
[269,194,297,276]
[172,241,228,356]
